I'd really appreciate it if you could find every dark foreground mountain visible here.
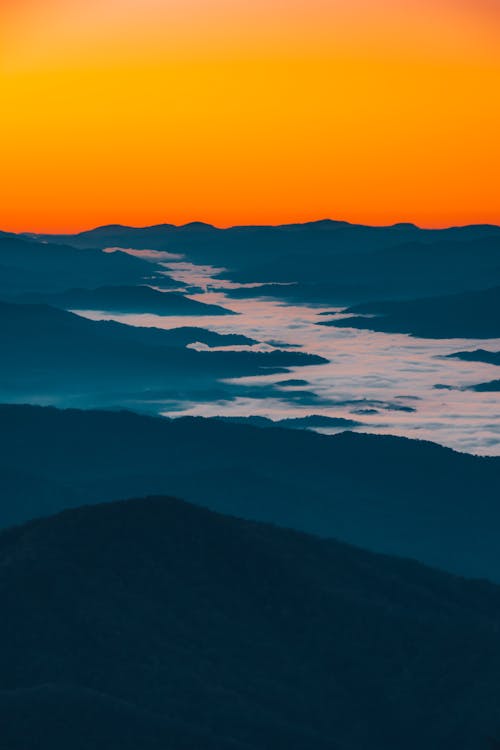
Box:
[1,495,500,749]
[0,302,325,408]
[322,287,500,339]
[14,285,234,316]
[1,404,500,581]
[0,684,244,750]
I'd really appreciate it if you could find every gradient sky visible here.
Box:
[1,0,499,232]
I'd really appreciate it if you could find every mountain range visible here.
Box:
[20,220,500,304]
[2,218,500,747]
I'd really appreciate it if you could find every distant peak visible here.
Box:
[275,219,352,231]
[87,224,131,231]
[308,219,350,227]
[390,222,420,230]
[177,221,216,231]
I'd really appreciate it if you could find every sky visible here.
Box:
[1,0,499,232]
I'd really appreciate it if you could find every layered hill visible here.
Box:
[0,234,168,295]
[447,350,500,367]
[0,302,324,408]
[13,285,233,316]
[323,286,500,339]
[1,404,500,581]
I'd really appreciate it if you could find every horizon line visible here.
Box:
[6,217,500,236]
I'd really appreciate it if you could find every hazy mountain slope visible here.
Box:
[0,234,167,294]
[221,237,500,303]
[13,285,233,316]
[92,323,256,348]
[0,302,325,407]
[323,286,500,338]
[1,495,500,749]
[447,350,500,366]
[1,404,500,581]
[468,380,500,392]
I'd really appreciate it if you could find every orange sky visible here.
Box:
[1,0,499,232]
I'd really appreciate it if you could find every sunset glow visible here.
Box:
[1,0,499,232]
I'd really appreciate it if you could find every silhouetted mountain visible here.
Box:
[0,302,326,408]
[0,234,168,295]
[25,222,200,250]
[1,495,500,749]
[321,287,500,338]
[14,285,234,316]
[447,349,500,366]
[29,219,500,255]
[25,219,427,253]
[1,404,500,581]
